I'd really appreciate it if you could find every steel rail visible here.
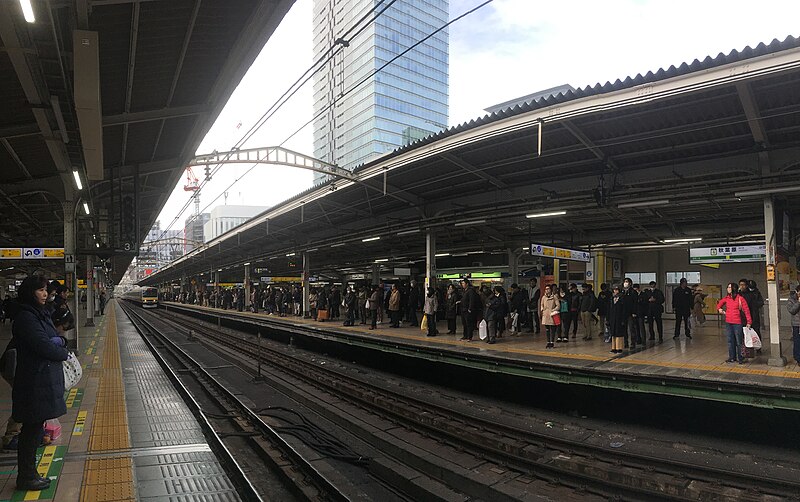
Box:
[120,302,351,502]
[149,305,800,501]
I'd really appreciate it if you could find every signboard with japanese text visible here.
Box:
[530,243,590,263]
[689,244,766,264]
[0,248,22,259]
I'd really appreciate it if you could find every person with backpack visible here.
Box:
[788,284,800,366]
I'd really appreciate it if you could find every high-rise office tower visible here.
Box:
[312,0,449,178]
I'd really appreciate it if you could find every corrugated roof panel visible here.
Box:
[95,4,134,116]
[170,0,259,107]
[130,2,196,112]
[354,35,800,174]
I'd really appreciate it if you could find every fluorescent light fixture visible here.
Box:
[396,229,420,236]
[467,250,483,255]
[243,262,251,266]
[331,243,345,248]
[72,171,83,190]
[286,252,295,257]
[218,269,222,272]
[452,252,469,257]
[734,186,800,197]
[362,236,381,242]
[435,253,450,257]
[95,242,100,248]
[526,210,567,218]
[454,219,486,227]
[82,202,90,215]
[375,258,389,262]
[617,199,670,209]
[662,237,702,243]
[19,0,35,22]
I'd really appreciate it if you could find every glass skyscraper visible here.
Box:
[312,0,449,176]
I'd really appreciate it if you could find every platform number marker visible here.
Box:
[73,411,88,436]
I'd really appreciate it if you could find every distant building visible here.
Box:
[203,205,269,242]
[184,213,210,253]
[484,84,576,115]
[312,0,449,180]
[138,220,184,280]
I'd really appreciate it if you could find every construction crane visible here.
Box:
[183,167,201,216]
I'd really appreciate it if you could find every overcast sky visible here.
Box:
[155,0,800,233]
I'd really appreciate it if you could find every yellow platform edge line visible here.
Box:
[81,304,135,502]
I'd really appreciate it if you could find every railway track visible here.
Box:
[120,302,352,502]
[130,302,800,501]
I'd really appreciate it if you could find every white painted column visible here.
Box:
[302,252,311,318]
[62,198,79,349]
[425,230,436,290]
[764,197,786,366]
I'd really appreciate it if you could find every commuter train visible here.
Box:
[121,287,159,308]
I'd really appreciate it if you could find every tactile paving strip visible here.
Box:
[115,306,242,501]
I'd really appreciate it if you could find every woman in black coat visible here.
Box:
[445,284,460,334]
[11,276,69,491]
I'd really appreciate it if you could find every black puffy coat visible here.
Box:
[11,304,69,423]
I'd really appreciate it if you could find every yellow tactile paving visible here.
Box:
[80,306,135,502]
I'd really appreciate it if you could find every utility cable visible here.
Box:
[178,0,496,234]
[156,0,398,242]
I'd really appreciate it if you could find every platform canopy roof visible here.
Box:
[0,0,294,284]
[142,35,800,286]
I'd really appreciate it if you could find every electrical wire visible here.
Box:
[155,0,399,242]
[168,0,496,241]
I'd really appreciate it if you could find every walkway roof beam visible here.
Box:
[103,104,209,126]
[735,81,769,147]
[440,152,509,190]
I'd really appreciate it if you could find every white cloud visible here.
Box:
[158,0,800,232]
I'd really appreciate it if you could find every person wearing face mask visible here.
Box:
[621,278,639,349]
[608,285,626,353]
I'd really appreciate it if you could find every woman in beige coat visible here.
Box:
[540,285,559,348]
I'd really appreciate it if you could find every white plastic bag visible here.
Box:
[742,326,762,349]
[63,351,83,390]
[478,319,488,340]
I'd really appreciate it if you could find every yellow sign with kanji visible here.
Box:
[0,248,22,259]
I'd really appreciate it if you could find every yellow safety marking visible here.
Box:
[88,306,130,452]
[89,340,97,348]
[73,411,88,436]
[80,457,135,502]
[611,357,800,378]
[93,355,100,365]
[65,388,78,407]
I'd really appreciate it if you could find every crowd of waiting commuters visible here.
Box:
[166,275,800,366]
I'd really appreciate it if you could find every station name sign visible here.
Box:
[529,243,590,263]
[0,247,65,259]
[689,244,766,264]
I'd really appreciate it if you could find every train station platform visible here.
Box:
[0,301,241,501]
[162,302,800,411]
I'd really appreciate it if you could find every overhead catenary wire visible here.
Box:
[155,0,399,242]
[173,0,497,238]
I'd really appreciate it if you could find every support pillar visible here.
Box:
[85,256,94,327]
[508,248,519,286]
[594,250,606,286]
[371,263,380,286]
[425,231,436,289]
[764,196,786,367]
[303,252,311,318]
[244,264,251,309]
[62,197,79,349]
